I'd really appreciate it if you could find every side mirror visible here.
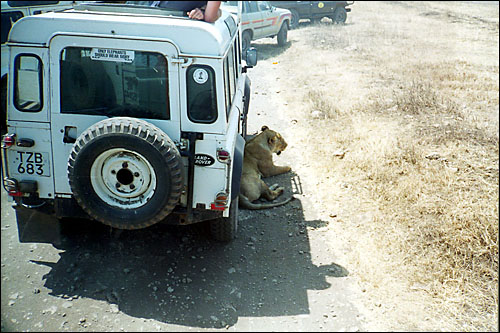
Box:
[245,47,257,67]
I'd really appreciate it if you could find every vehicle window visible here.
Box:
[223,44,237,118]
[7,1,59,6]
[186,65,217,123]
[1,11,24,44]
[233,37,239,79]
[228,46,236,102]
[246,1,259,13]
[14,55,43,112]
[224,57,231,114]
[60,47,170,120]
[257,1,270,11]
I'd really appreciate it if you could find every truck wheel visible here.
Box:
[332,7,347,24]
[277,23,288,46]
[242,31,252,55]
[290,9,299,29]
[68,117,183,230]
[209,199,238,242]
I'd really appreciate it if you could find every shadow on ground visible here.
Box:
[29,171,347,328]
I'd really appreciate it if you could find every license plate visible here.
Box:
[10,151,51,177]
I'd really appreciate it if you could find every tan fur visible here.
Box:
[239,126,293,209]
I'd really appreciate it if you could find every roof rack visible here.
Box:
[73,2,188,18]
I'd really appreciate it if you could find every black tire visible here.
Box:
[277,23,288,46]
[332,7,347,24]
[290,9,299,29]
[209,199,238,242]
[68,117,183,230]
[242,31,252,56]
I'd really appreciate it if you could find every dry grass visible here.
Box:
[266,1,498,331]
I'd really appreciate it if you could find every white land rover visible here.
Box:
[1,2,257,242]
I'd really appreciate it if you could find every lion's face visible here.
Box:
[267,129,288,155]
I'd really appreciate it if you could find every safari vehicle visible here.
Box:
[221,1,291,54]
[1,1,82,133]
[269,1,353,28]
[1,2,257,243]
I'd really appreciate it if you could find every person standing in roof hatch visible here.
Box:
[151,1,221,22]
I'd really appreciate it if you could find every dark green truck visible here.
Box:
[269,1,353,28]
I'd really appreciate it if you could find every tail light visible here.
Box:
[211,191,228,211]
[216,149,230,163]
[4,178,22,197]
[2,134,16,148]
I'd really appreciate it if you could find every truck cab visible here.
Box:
[1,2,257,242]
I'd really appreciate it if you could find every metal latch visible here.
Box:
[171,57,193,68]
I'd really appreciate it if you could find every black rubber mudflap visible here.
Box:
[15,205,62,245]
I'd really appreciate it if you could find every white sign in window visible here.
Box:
[90,48,135,63]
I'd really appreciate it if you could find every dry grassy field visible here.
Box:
[253,1,498,331]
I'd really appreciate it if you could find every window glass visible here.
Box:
[246,1,258,13]
[186,65,217,123]
[14,55,42,112]
[257,1,270,11]
[60,47,169,120]
[7,1,59,7]
[233,37,239,79]
[1,11,24,44]
[228,46,236,102]
[224,58,231,113]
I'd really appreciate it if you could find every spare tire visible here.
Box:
[68,117,183,229]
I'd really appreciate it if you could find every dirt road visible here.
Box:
[0,31,369,333]
[2,1,498,332]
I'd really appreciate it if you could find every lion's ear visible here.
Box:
[261,125,269,132]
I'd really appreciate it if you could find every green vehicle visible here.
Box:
[269,1,354,28]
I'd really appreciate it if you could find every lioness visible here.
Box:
[239,126,293,209]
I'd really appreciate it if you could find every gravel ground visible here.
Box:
[0,31,371,332]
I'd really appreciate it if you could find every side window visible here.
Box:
[7,1,59,6]
[224,45,237,118]
[186,65,217,123]
[247,1,258,13]
[257,1,270,11]
[1,11,24,44]
[14,55,43,112]
[233,37,239,79]
[228,46,236,102]
[224,57,231,113]
[60,47,170,120]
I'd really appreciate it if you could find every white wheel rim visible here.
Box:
[90,148,157,209]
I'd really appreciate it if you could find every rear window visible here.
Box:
[14,54,43,112]
[186,65,217,123]
[60,47,170,120]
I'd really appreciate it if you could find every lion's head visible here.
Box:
[261,125,288,155]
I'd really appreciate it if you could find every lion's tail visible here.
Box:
[239,195,294,210]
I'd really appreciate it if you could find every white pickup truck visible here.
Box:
[221,1,292,54]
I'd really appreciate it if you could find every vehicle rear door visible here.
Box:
[5,46,54,198]
[48,36,181,195]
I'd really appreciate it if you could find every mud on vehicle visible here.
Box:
[1,2,257,242]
